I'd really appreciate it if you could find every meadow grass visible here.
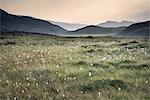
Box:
[0,35,149,100]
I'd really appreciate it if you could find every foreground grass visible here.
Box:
[0,35,150,100]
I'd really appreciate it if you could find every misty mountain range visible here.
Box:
[0,9,149,37]
[49,20,87,31]
[49,21,134,31]
[65,26,125,36]
[98,21,135,27]
[118,21,150,36]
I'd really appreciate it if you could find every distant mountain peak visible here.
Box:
[98,21,135,27]
[49,20,87,31]
[105,21,118,23]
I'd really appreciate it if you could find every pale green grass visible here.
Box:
[0,35,149,100]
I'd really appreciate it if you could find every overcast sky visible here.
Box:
[1,0,150,24]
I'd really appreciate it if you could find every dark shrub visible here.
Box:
[80,79,132,92]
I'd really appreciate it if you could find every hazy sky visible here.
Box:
[1,0,150,24]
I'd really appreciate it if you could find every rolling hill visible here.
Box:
[65,25,126,36]
[0,9,67,35]
[118,21,150,36]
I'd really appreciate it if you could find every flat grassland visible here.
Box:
[0,35,149,100]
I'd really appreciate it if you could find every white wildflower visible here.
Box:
[27,83,30,86]
[88,72,92,77]
[98,91,101,97]
[80,91,83,94]
[36,83,39,86]
[80,67,83,70]
[62,94,65,97]
[118,87,121,91]
[111,77,114,80]
[14,97,17,100]
[56,65,59,68]
[22,90,25,93]
[26,77,29,80]
[6,80,9,83]
[69,57,72,60]
[58,73,61,76]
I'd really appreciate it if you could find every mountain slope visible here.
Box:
[49,20,87,31]
[0,9,67,35]
[65,25,125,35]
[118,21,150,36]
[98,21,134,27]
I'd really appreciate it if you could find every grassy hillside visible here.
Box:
[65,25,125,35]
[118,21,150,36]
[0,35,149,100]
[1,9,67,35]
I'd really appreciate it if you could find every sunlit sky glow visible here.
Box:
[1,0,150,24]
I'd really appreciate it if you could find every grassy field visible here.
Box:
[0,35,150,100]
